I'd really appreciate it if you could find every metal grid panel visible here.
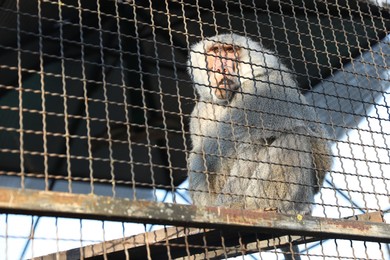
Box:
[0,0,388,259]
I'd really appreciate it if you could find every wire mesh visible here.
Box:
[0,0,389,259]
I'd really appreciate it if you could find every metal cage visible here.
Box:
[0,0,389,259]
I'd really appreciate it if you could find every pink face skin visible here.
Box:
[206,44,240,101]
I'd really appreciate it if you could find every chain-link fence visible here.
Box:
[0,0,389,259]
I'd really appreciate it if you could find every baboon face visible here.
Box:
[206,44,240,101]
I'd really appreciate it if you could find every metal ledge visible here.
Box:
[0,188,388,243]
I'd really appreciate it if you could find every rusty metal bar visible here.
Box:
[34,213,386,260]
[34,227,317,260]
[0,188,388,244]
[33,212,386,259]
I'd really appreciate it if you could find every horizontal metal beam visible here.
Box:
[36,227,318,260]
[0,188,388,243]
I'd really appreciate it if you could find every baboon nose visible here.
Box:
[216,68,227,73]
[216,68,226,73]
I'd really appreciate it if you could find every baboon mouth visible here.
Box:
[215,81,239,100]
[218,78,235,87]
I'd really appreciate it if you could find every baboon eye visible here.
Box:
[225,46,235,53]
[210,46,220,54]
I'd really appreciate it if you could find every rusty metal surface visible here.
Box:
[34,213,387,260]
[34,227,318,260]
[0,188,388,244]
[345,211,385,223]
